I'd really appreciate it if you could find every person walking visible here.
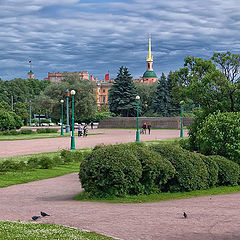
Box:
[90,121,94,130]
[147,122,151,135]
[78,124,82,137]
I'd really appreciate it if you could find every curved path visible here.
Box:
[0,173,240,240]
[0,129,188,158]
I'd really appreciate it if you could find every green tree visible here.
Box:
[33,73,97,122]
[109,66,138,117]
[135,82,157,116]
[171,52,240,114]
[0,110,22,131]
[152,73,171,116]
[13,102,30,125]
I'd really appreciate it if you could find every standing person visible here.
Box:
[143,122,147,134]
[90,121,94,130]
[147,122,151,135]
[78,124,82,137]
[83,124,88,137]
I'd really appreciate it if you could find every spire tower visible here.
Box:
[142,34,157,83]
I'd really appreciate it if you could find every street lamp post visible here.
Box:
[60,100,64,136]
[136,95,140,142]
[70,90,76,150]
[65,89,70,133]
[180,101,184,138]
[29,100,32,126]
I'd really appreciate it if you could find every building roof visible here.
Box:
[28,70,34,74]
[143,70,157,78]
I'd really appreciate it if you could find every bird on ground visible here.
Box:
[183,212,187,218]
[32,216,41,221]
[40,211,50,217]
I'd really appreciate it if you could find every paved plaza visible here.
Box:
[0,128,188,158]
[0,128,240,239]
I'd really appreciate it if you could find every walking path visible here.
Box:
[0,173,240,240]
[0,129,188,158]
[1,128,239,239]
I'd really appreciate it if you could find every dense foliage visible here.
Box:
[79,142,239,198]
[194,111,240,164]
[150,143,209,192]
[208,155,240,186]
[109,66,138,117]
[0,109,22,131]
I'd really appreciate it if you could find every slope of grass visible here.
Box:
[0,221,114,240]
[0,132,102,141]
[74,185,240,203]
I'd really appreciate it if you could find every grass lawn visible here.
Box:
[0,132,102,141]
[0,162,81,188]
[0,221,114,240]
[74,185,240,203]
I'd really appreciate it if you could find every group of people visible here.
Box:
[78,124,88,137]
[140,122,151,135]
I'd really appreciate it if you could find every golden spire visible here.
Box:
[146,34,153,62]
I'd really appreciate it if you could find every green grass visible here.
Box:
[74,185,240,203]
[0,162,81,188]
[0,221,114,240]
[0,132,102,141]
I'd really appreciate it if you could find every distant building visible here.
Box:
[139,34,158,83]
[95,74,114,106]
[44,71,90,82]
[28,70,34,79]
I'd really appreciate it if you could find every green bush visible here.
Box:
[199,155,219,187]
[150,143,209,192]
[0,160,26,172]
[79,144,142,197]
[38,156,54,169]
[20,129,34,135]
[208,155,240,186]
[36,128,58,134]
[195,111,240,164]
[126,142,176,194]
[179,138,191,151]
[27,157,40,169]
[52,156,64,166]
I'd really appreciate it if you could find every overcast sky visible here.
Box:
[0,0,240,81]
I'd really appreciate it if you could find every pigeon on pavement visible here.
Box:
[32,216,41,221]
[183,212,187,218]
[40,211,50,217]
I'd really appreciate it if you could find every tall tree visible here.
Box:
[135,82,157,115]
[152,73,172,116]
[109,66,138,117]
[33,73,97,122]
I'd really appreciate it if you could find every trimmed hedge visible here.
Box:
[207,155,240,186]
[127,143,175,193]
[199,154,219,187]
[150,143,209,192]
[79,144,143,197]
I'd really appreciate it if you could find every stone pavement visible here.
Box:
[1,128,239,239]
[0,173,240,240]
[0,129,188,158]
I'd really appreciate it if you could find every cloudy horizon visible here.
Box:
[0,0,239,81]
